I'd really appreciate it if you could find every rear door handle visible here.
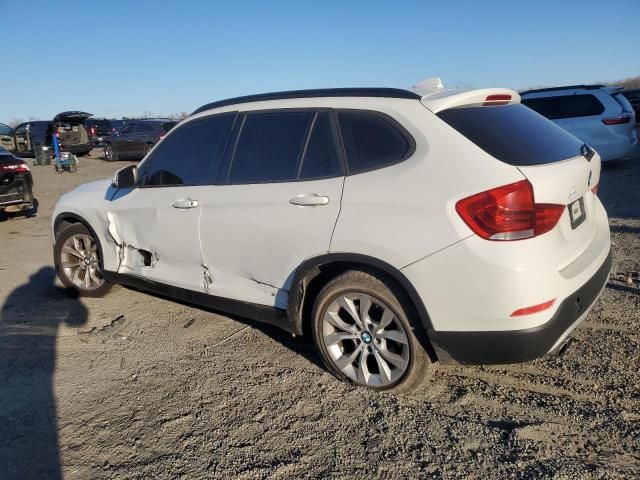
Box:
[289,194,329,206]
[172,198,199,209]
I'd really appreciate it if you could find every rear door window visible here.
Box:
[437,103,584,166]
[143,113,235,187]
[298,112,343,180]
[135,123,153,133]
[522,94,605,119]
[227,111,314,184]
[338,111,413,174]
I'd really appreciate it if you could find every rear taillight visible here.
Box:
[0,162,30,173]
[55,132,60,138]
[159,132,166,139]
[602,114,631,125]
[90,127,96,136]
[455,180,564,241]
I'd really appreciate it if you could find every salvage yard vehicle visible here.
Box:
[103,119,176,161]
[521,85,638,161]
[52,87,611,392]
[85,118,117,146]
[12,112,93,158]
[0,123,15,152]
[0,146,35,217]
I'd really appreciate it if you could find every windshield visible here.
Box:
[437,103,584,166]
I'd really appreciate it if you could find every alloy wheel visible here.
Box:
[60,234,105,290]
[321,293,410,387]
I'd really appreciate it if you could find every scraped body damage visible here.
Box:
[106,185,288,307]
[106,187,207,293]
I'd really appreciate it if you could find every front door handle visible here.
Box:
[172,198,199,209]
[289,194,329,206]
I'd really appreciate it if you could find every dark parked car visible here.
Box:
[0,123,15,152]
[11,111,93,157]
[85,118,117,145]
[0,146,35,217]
[103,119,177,161]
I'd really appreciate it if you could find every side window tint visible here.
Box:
[144,114,235,187]
[228,111,313,184]
[120,124,134,134]
[338,111,412,174]
[298,112,342,179]
[136,123,153,133]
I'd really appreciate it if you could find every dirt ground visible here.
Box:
[0,147,639,480]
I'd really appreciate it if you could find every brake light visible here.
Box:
[0,162,30,173]
[602,114,630,125]
[90,127,96,136]
[55,132,60,138]
[484,94,512,106]
[456,180,564,241]
[159,132,166,139]
[511,299,555,317]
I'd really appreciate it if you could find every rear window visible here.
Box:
[437,103,584,166]
[521,94,605,119]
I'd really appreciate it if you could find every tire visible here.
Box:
[54,223,112,298]
[104,144,118,162]
[311,270,431,393]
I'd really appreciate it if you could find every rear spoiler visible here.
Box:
[419,88,521,114]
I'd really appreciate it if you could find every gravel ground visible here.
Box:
[0,147,638,479]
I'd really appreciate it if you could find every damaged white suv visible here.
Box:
[52,87,611,392]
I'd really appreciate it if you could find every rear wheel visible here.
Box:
[311,270,430,393]
[104,144,118,162]
[54,223,112,297]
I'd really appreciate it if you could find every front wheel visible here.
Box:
[311,270,431,393]
[54,223,112,297]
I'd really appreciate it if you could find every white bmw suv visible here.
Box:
[52,87,611,392]
[521,85,638,161]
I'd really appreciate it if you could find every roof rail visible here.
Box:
[520,84,606,95]
[192,88,421,115]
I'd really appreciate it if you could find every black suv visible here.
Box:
[103,119,176,161]
[11,112,93,157]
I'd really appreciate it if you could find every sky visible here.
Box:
[1,0,638,121]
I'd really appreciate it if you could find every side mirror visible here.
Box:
[112,165,139,189]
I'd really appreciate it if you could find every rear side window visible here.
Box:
[228,111,313,183]
[438,103,584,166]
[338,111,413,174]
[143,113,235,186]
[522,94,605,119]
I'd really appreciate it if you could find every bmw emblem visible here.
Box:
[361,332,372,344]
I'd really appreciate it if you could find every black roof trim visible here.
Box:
[192,88,421,115]
[520,84,606,95]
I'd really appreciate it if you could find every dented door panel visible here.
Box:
[107,186,208,292]
[199,177,344,309]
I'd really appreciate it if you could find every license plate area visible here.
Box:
[568,197,586,229]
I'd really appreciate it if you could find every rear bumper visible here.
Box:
[427,248,611,364]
